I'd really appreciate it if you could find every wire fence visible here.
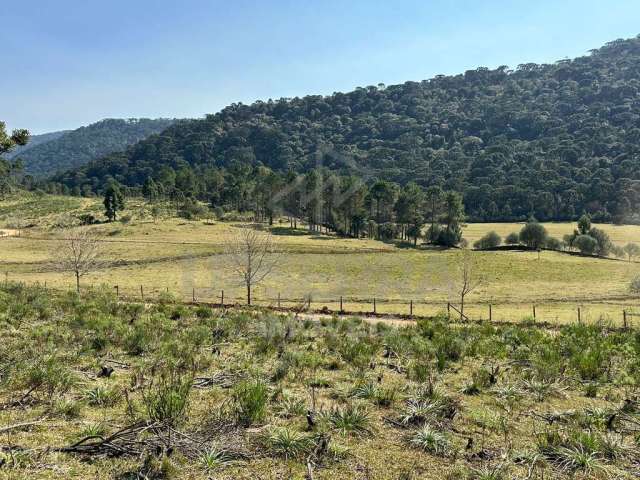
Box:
[8,277,639,329]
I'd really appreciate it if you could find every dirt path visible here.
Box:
[0,229,19,237]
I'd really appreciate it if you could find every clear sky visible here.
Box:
[3,0,639,134]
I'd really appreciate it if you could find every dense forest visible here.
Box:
[44,36,640,223]
[4,129,69,160]
[12,118,176,177]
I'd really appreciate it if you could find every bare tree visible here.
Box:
[56,229,103,293]
[225,227,279,305]
[457,250,484,321]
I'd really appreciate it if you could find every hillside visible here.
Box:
[52,36,640,222]
[13,118,177,178]
[4,130,70,160]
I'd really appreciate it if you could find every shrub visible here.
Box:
[473,231,501,250]
[630,275,640,294]
[574,235,598,255]
[54,398,82,418]
[23,356,78,400]
[199,447,236,471]
[505,232,520,245]
[85,386,121,407]
[142,372,192,425]
[178,199,209,220]
[519,221,548,249]
[410,425,451,456]
[263,427,313,459]
[589,227,612,256]
[545,236,562,251]
[324,404,372,437]
[233,379,269,426]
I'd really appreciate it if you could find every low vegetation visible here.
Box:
[1,284,639,478]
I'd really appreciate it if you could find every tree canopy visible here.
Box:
[10,118,176,178]
[42,36,640,224]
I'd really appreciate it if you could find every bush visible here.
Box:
[473,231,501,249]
[410,425,451,456]
[233,379,269,426]
[435,226,463,247]
[77,214,97,225]
[574,235,598,255]
[178,199,209,220]
[630,276,640,294]
[142,372,192,425]
[588,227,612,256]
[505,232,520,245]
[263,427,313,459]
[519,221,548,249]
[324,404,373,437]
[545,236,562,251]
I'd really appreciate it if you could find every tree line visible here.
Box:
[93,166,466,247]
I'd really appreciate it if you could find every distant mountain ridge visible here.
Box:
[52,35,640,222]
[13,118,177,177]
[6,130,70,160]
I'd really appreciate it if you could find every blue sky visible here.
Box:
[2,0,640,134]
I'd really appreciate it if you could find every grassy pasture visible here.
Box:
[1,194,640,325]
[1,284,639,479]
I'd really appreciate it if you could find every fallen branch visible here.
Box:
[0,419,46,435]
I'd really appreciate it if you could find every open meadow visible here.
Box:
[1,283,639,479]
[1,194,640,325]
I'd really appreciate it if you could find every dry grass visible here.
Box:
[1,194,640,325]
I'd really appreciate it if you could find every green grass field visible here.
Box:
[1,193,640,325]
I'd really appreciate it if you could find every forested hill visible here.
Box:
[14,118,176,178]
[53,36,640,222]
[5,130,70,160]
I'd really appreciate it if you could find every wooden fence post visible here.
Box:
[373,297,376,314]
[447,302,451,320]
[410,300,413,317]
[114,285,119,298]
[340,296,343,312]
[140,285,144,300]
[221,290,224,306]
[278,292,281,308]
[192,287,196,302]
[623,310,627,329]
[489,304,492,322]
[532,305,536,320]
[577,307,581,323]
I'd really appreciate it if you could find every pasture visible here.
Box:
[0,283,639,479]
[1,194,640,325]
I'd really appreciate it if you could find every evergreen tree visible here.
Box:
[103,182,125,222]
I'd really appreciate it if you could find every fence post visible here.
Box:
[623,310,627,329]
[410,300,413,317]
[373,297,376,314]
[532,305,536,320]
[221,290,224,306]
[192,287,195,302]
[140,285,144,300]
[489,304,492,322]
[447,302,451,320]
[115,285,119,298]
[340,296,343,313]
[577,307,581,323]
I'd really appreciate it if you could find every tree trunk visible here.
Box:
[75,272,80,293]
[247,283,251,305]
[460,295,464,321]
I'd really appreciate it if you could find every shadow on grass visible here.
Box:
[269,226,312,236]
